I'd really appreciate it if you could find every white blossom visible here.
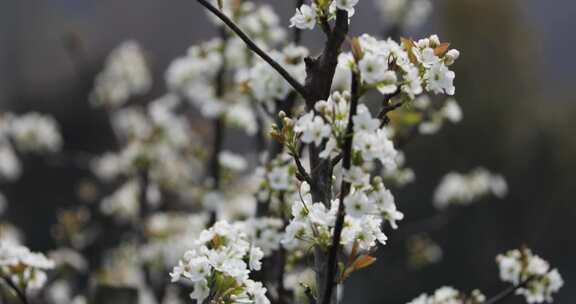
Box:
[424,62,456,95]
[290,5,317,30]
[295,112,331,146]
[0,242,54,290]
[9,113,62,152]
[91,41,151,108]
[497,248,563,303]
[434,168,508,209]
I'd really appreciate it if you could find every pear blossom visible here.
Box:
[344,191,375,218]
[424,62,456,95]
[267,166,291,190]
[0,242,55,291]
[353,105,380,133]
[9,113,62,152]
[290,5,316,30]
[434,168,508,209]
[358,54,390,85]
[295,112,331,145]
[170,221,269,303]
[91,41,151,108]
[497,248,563,303]
[334,0,359,15]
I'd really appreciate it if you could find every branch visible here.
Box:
[291,151,314,186]
[377,89,402,127]
[194,0,307,99]
[207,26,228,226]
[330,152,343,168]
[484,277,534,304]
[303,9,349,109]
[320,70,360,304]
[1,276,29,304]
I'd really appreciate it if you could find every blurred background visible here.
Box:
[0,0,574,303]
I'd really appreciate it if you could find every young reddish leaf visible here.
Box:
[340,255,378,283]
[353,255,377,270]
[349,240,359,261]
[434,43,451,57]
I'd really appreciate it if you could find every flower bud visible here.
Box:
[429,35,440,48]
[417,38,429,48]
[283,117,294,128]
[444,49,460,66]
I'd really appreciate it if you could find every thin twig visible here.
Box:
[195,0,307,99]
[377,89,402,127]
[330,153,343,168]
[484,277,534,304]
[291,151,314,186]
[1,276,29,304]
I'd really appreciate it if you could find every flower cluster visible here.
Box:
[406,234,443,269]
[289,0,360,30]
[281,180,399,253]
[0,112,62,181]
[335,34,459,100]
[410,96,463,135]
[167,1,285,134]
[433,167,508,209]
[90,41,151,108]
[7,113,62,153]
[100,180,146,222]
[91,95,204,213]
[294,91,399,171]
[0,242,55,291]
[206,0,286,45]
[170,221,269,304]
[497,248,563,303]
[407,286,485,304]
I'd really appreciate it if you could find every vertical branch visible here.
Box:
[137,169,150,225]
[274,193,291,304]
[320,70,359,304]
[297,9,350,304]
[137,168,165,301]
[207,27,229,226]
[306,9,349,208]
[208,117,224,225]
[196,3,352,304]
